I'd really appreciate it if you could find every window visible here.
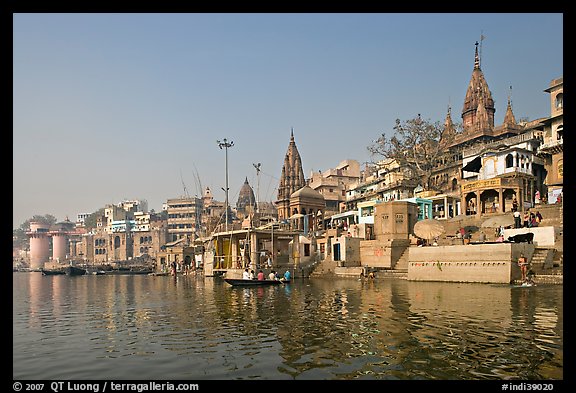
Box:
[555,93,563,109]
[506,154,514,168]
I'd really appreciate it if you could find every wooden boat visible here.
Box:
[41,268,66,276]
[64,266,87,276]
[224,278,289,286]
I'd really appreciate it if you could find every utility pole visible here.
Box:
[217,138,234,232]
[253,163,261,213]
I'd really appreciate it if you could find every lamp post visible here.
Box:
[217,138,234,232]
[253,162,261,213]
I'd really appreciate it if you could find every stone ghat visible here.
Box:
[408,242,534,284]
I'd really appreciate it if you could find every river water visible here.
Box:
[13,272,563,381]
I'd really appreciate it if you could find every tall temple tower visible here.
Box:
[276,128,306,221]
[461,41,496,134]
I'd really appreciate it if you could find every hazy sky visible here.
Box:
[13,13,563,229]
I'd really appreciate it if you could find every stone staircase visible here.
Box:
[530,248,553,271]
[309,259,337,277]
[393,247,410,272]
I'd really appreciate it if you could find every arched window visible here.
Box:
[555,93,563,109]
[557,124,563,140]
[505,154,514,168]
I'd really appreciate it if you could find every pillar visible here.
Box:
[27,222,51,270]
[51,232,68,263]
[475,191,481,218]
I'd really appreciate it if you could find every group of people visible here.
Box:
[513,209,542,229]
[517,253,535,285]
[243,268,291,281]
[455,227,474,245]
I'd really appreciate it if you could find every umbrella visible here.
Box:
[463,225,479,233]
[481,215,515,228]
[289,213,305,220]
[413,219,445,240]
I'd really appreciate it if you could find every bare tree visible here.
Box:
[368,115,445,191]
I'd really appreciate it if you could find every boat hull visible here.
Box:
[64,266,87,276]
[224,278,288,286]
[41,269,66,276]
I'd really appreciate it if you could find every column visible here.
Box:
[475,191,481,218]
[250,232,258,271]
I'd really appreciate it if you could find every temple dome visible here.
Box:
[236,177,256,210]
[290,185,324,200]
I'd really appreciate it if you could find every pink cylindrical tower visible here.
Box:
[51,232,68,262]
[27,222,51,270]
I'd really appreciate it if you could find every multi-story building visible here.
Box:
[308,159,360,215]
[537,77,563,203]
[344,158,416,212]
[166,196,202,243]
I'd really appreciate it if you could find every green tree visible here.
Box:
[13,214,58,249]
[83,208,105,229]
[367,115,445,191]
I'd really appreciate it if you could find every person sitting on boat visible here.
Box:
[250,269,256,280]
[275,271,281,280]
[268,270,276,280]
[257,270,265,281]
[242,268,251,280]
[283,270,291,281]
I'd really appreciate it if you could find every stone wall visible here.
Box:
[503,226,557,247]
[408,243,535,283]
[359,238,410,268]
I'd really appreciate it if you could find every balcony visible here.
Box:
[537,139,563,155]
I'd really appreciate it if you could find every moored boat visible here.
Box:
[41,268,66,276]
[224,278,289,286]
[64,266,87,276]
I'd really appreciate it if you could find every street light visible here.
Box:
[253,162,261,213]
[217,138,234,232]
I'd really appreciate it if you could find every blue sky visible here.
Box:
[12,13,563,229]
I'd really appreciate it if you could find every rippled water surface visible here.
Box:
[13,272,563,380]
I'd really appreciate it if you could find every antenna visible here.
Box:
[253,163,261,213]
[180,169,190,198]
[479,31,485,68]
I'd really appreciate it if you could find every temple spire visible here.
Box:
[503,85,517,126]
[474,41,480,70]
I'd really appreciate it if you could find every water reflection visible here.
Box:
[13,274,562,380]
